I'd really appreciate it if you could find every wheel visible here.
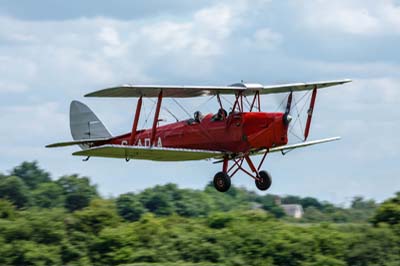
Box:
[213,172,231,192]
[255,170,272,191]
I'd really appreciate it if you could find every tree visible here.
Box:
[142,193,174,216]
[71,199,120,235]
[57,175,98,212]
[0,199,15,219]
[0,176,31,208]
[32,182,65,208]
[10,161,51,189]
[174,190,212,217]
[351,196,376,210]
[372,192,400,226]
[281,195,302,205]
[345,226,400,266]
[116,193,146,221]
[8,240,61,266]
[138,184,178,216]
[301,197,324,210]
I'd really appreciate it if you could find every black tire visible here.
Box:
[255,170,272,191]
[213,172,231,192]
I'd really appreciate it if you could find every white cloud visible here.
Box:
[0,1,263,94]
[140,4,241,57]
[294,0,400,35]
[0,56,37,93]
[0,102,67,140]
[303,60,400,78]
[243,28,282,50]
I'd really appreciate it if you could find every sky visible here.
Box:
[0,0,399,204]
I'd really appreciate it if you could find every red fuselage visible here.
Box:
[108,112,288,154]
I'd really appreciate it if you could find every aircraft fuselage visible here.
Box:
[108,112,288,153]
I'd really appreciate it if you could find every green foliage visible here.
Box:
[140,188,175,216]
[10,161,51,189]
[57,174,98,212]
[116,193,146,221]
[71,199,120,234]
[345,225,400,266]
[1,162,400,266]
[0,175,31,208]
[372,192,400,226]
[32,182,65,208]
[0,199,15,219]
[8,240,61,266]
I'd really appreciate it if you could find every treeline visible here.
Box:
[0,162,399,266]
[0,162,378,223]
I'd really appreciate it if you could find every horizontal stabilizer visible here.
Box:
[72,145,223,161]
[255,137,341,155]
[46,138,111,148]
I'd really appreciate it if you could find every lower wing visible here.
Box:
[253,137,340,156]
[71,137,339,162]
[72,145,223,161]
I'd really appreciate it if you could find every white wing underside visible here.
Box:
[85,79,351,98]
[71,137,340,161]
[73,145,223,161]
[262,137,340,155]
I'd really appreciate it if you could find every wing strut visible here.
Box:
[129,96,143,145]
[304,87,317,141]
[151,90,163,147]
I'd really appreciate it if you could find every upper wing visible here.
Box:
[85,79,351,98]
[261,79,351,94]
[72,145,223,161]
[252,137,341,155]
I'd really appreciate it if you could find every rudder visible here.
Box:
[70,101,112,141]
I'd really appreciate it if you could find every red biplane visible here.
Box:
[47,79,351,192]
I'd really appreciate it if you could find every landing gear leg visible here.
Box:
[212,152,272,192]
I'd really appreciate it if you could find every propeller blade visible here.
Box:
[285,92,293,115]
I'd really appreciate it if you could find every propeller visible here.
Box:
[283,92,293,125]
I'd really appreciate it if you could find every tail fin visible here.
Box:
[70,101,112,141]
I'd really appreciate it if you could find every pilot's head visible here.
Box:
[218,108,227,118]
[194,111,203,122]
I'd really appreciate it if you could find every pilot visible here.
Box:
[212,108,227,121]
[194,111,204,123]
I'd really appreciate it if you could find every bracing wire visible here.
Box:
[172,98,192,118]
[289,91,311,133]
[140,98,147,129]
[149,98,180,122]
[142,99,156,129]
[244,95,252,111]
[289,130,304,142]
[220,95,234,111]
[292,94,305,135]
[288,91,313,141]
[195,95,216,112]
[275,94,287,112]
